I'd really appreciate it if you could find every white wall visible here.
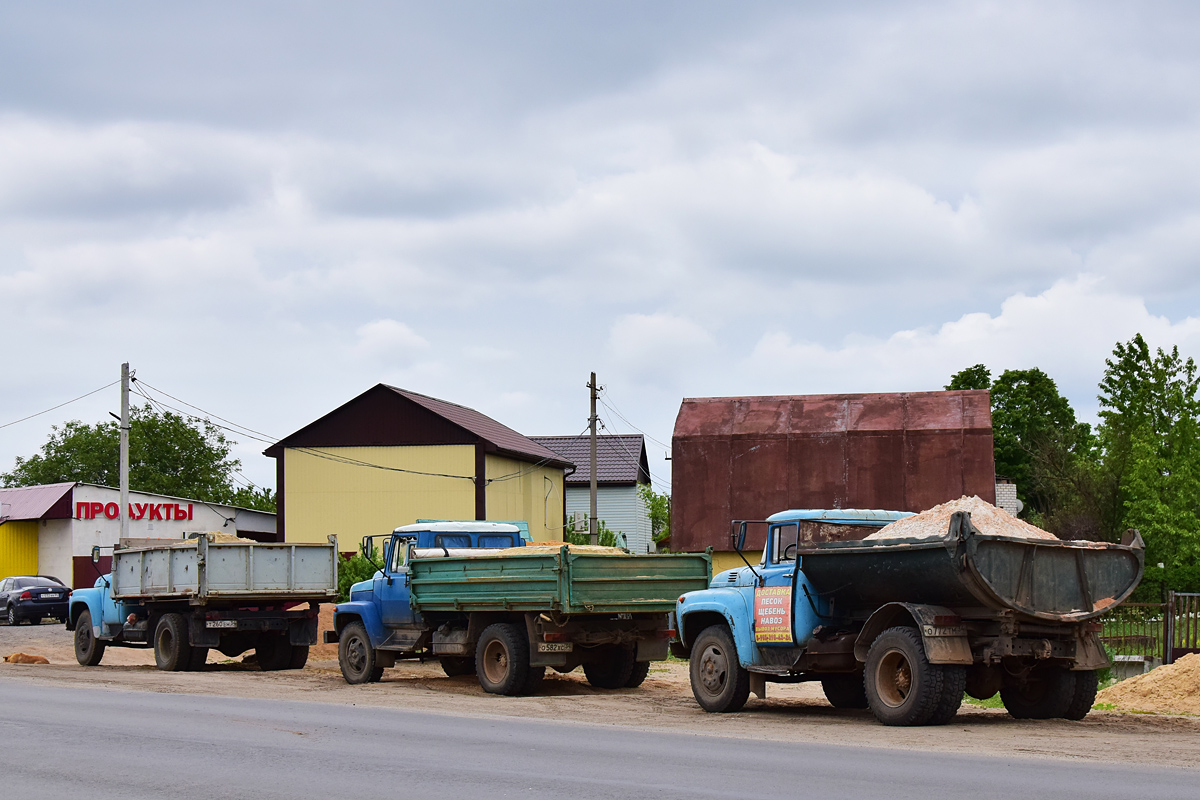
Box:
[37,519,73,584]
[565,485,653,554]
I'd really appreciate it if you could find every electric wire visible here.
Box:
[0,380,120,431]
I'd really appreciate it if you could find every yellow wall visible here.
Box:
[484,454,565,542]
[0,520,39,578]
[284,445,477,546]
[710,550,763,575]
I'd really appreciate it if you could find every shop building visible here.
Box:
[531,434,654,553]
[265,384,573,547]
[0,482,276,588]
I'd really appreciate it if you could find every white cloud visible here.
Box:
[352,319,429,363]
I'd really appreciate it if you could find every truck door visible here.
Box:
[378,536,415,628]
[752,522,799,647]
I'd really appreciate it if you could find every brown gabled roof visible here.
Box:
[530,435,648,486]
[0,482,75,521]
[267,384,572,469]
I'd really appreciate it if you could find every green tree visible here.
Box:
[563,513,619,547]
[1096,334,1200,595]
[639,484,671,551]
[1,404,275,512]
[946,364,992,391]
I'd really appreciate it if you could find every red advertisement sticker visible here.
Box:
[754,585,792,644]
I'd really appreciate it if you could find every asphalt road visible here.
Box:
[2,680,1195,800]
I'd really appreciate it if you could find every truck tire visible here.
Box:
[287,645,310,670]
[1062,670,1099,720]
[864,626,947,726]
[689,625,750,713]
[257,634,293,671]
[821,673,869,709]
[584,646,637,689]
[186,647,210,672]
[74,609,106,666]
[439,657,476,677]
[154,613,193,672]
[625,660,651,688]
[339,621,384,684]
[926,665,967,725]
[1001,666,1076,719]
[475,623,532,696]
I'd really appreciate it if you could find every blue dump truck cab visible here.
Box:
[330,521,525,679]
[676,508,1145,726]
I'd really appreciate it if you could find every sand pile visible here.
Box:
[1097,653,1200,715]
[865,495,1058,541]
[497,543,628,556]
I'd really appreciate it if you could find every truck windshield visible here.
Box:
[770,522,800,563]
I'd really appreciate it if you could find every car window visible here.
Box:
[771,522,800,563]
[12,578,28,589]
[28,577,63,587]
[0,578,8,591]
[478,534,514,548]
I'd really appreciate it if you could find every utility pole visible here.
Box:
[119,362,131,541]
[588,371,599,545]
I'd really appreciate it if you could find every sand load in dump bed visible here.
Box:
[496,543,629,556]
[865,495,1058,541]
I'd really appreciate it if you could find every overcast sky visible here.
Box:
[2,1,1199,493]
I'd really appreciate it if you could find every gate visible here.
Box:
[1100,602,1166,666]
[1167,591,1200,663]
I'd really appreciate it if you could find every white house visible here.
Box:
[531,434,654,554]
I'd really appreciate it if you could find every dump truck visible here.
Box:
[328,521,711,694]
[674,508,1144,726]
[68,534,338,671]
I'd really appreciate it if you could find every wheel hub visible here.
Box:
[698,645,727,694]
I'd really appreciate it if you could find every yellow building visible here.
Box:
[266,385,573,548]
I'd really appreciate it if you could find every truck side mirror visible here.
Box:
[92,545,101,564]
[737,521,748,551]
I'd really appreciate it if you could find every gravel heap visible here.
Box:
[864,495,1058,541]
[1097,653,1200,715]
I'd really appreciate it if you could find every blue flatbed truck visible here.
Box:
[327,521,710,695]
[674,508,1144,726]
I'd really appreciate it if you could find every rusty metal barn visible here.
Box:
[671,390,996,563]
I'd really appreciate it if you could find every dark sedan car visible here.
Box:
[0,575,69,625]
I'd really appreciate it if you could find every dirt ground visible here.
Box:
[3,619,1199,770]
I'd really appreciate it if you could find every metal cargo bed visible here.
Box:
[409,546,711,614]
[110,534,338,603]
[798,511,1144,622]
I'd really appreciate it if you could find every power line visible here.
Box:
[597,392,672,451]
[0,380,120,431]
[133,380,279,444]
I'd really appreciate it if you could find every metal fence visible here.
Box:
[1167,591,1200,663]
[1100,602,1166,663]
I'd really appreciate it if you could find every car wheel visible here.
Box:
[475,623,531,696]
[6,605,16,626]
[74,609,106,666]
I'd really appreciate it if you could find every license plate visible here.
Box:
[537,642,573,652]
[41,593,61,599]
[206,620,237,629]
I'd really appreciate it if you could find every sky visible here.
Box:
[2,1,1200,494]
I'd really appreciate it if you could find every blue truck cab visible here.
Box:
[675,509,910,712]
[327,521,524,682]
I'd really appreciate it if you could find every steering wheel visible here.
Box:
[782,542,797,561]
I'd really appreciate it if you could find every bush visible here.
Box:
[336,551,381,603]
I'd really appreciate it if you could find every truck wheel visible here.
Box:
[1000,666,1076,719]
[926,665,967,725]
[186,647,210,671]
[475,623,531,696]
[821,673,869,709]
[1062,670,1099,720]
[153,614,193,671]
[583,646,637,689]
[339,621,384,684]
[439,657,476,677]
[287,645,310,670]
[257,634,293,671]
[625,660,651,688]
[864,626,947,726]
[689,625,750,713]
[74,610,106,666]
